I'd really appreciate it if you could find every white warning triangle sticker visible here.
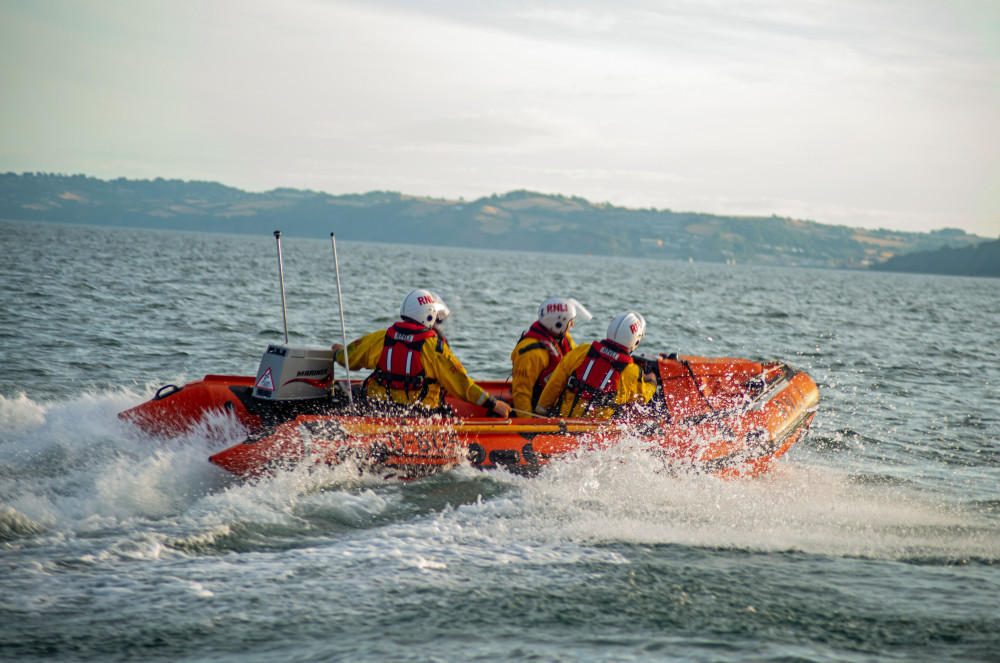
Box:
[255,367,275,390]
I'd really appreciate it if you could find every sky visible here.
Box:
[2,0,998,236]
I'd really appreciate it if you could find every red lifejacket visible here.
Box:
[558,340,633,415]
[371,321,438,398]
[518,321,572,407]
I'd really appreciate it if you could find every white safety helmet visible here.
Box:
[606,311,646,352]
[400,289,450,329]
[537,296,593,336]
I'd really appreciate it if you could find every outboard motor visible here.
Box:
[252,344,333,401]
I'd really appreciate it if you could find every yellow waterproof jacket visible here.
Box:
[334,328,494,410]
[509,331,575,415]
[535,342,655,419]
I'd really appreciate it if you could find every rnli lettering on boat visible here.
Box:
[384,430,459,454]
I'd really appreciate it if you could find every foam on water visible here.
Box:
[1,389,228,538]
[3,389,997,570]
[0,392,48,434]
[418,443,1000,566]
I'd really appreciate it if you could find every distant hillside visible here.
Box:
[1,172,986,269]
[869,238,1000,277]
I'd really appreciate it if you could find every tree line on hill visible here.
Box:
[1,172,992,275]
[869,238,999,277]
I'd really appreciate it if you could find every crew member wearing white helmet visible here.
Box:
[332,289,511,417]
[509,296,592,416]
[535,311,656,419]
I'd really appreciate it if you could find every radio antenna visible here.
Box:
[273,230,289,345]
[331,233,353,405]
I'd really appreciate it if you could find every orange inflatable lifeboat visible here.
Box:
[118,343,510,438]
[121,346,819,480]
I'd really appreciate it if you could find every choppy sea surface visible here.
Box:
[2,219,999,662]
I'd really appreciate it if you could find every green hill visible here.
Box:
[1,172,986,270]
[869,238,1000,277]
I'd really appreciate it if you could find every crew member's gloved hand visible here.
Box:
[492,400,512,418]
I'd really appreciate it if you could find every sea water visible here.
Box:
[1,220,998,662]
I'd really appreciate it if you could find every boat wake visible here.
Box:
[2,390,997,567]
[509,442,1000,564]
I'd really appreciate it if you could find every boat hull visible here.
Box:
[197,357,820,480]
[119,375,512,437]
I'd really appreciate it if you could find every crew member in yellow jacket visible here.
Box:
[535,311,656,419]
[510,296,591,416]
[332,289,511,417]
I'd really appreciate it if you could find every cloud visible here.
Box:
[1,0,998,235]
